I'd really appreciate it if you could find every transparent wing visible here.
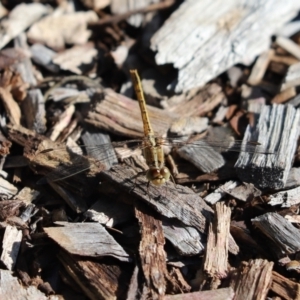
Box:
[163,137,273,154]
[35,139,143,183]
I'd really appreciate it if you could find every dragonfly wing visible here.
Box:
[163,137,272,154]
[35,140,143,183]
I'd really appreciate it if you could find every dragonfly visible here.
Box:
[35,70,271,185]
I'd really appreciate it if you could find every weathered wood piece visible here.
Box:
[169,117,208,136]
[235,104,300,189]
[164,287,235,300]
[285,167,300,188]
[268,186,300,207]
[44,222,130,261]
[204,180,239,205]
[247,49,274,85]
[27,10,98,50]
[0,270,48,299]
[251,213,300,255]
[276,36,300,61]
[52,44,97,74]
[135,204,169,299]
[162,219,204,255]
[230,259,273,300]
[281,62,300,91]
[270,271,300,299]
[58,251,132,300]
[30,43,59,73]
[0,200,24,222]
[0,177,18,199]
[151,0,300,92]
[99,157,213,234]
[168,83,226,116]
[202,203,231,289]
[0,225,22,270]
[16,187,40,205]
[81,130,117,170]
[271,86,296,104]
[22,89,46,134]
[0,86,21,126]
[177,142,225,174]
[225,182,261,202]
[111,0,159,27]
[14,33,37,86]
[85,88,176,138]
[0,3,50,50]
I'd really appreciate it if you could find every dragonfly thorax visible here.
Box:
[146,166,171,186]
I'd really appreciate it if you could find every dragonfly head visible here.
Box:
[146,166,171,186]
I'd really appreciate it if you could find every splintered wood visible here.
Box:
[85,88,176,138]
[151,0,300,91]
[235,104,300,189]
[202,203,231,289]
[230,259,274,300]
[135,204,169,299]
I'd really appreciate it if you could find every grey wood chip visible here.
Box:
[269,186,300,207]
[162,219,204,256]
[252,212,300,254]
[235,104,300,189]
[177,142,225,174]
[44,222,130,261]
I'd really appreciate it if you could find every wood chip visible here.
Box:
[271,86,296,104]
[230,259,273,300]
[44,222,130,261]
[247,49,274,85]
[204,180,239,205]
[52,44,97,74]
[111,0,159,27]
[30,43,59,73]
[0,3,50,50]
[276,36,300,61]
[0,225,22,270]
[164,288,235,300]
[151,0,300,91]
[169,117,208,136]
[0,176,18,199]
[27,11,98,50]
[281,61,300,91]
[135,203,169,299]
[85,88,176,138]
[100,158,213,234]
[16,187,40,205]
[203,203,231,287]
[49,104,75,141]
[58,251,132,299]
[22,89,46,134]
[162,219,204,255]
[0,270,48,299]
[270,271,300,300]
[235,104,300,189]
[252,212,300,255]
[177,141,225,174]
[0,87,21,126]
[268,186,300,207]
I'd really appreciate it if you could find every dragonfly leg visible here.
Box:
[170,174,177,189]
